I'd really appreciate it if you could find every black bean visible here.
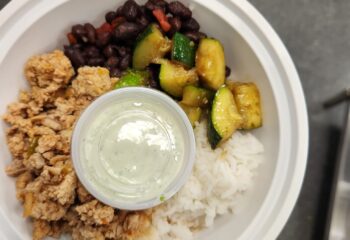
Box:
[84,23,96,43]
[168,1,192,19]
[105,56,120,68]
[145,0,167,12]
[64,46,74,57]
[168,17,182,36]
[116,46,128,57]
[103,45,117,58]
[182,18,200,31]
[116,5,124,17]
[145,1,157,11]
[71,43,84,50]
[72,24,88,42]
[105,11,117,23]
[152,0,168,10]
[184,31,207,43]
[110,68,123,78]
[122,0,140,21]
[113,22,141,41]
[136,15,150,30]
[69,49,85,68]
[87,57,105,66]
[72,24,86,37]
[119,54,131,70]
[140,6,152,20]
[225,66,231,77]
[84,46,101,58]
[96,31,112,47]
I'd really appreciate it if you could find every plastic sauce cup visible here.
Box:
[71,87,196,210]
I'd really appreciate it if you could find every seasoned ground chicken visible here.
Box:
[72,67,113,97]
[3,50,152,240]
[25,50,74,88]
[75,200,115,225]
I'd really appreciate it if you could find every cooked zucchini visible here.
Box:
[181,85,214,107]
[159,60,198,97]
[171,32,196,68]
[179,103,202,127]
[196,38,225,90]
[228,82,262,129]
[114,69,149,89]
[133,24,171,70]
[208,87,242,149]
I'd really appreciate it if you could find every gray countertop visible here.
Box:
[1,0,349,239]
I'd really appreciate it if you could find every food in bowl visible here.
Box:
[2,0,264,239]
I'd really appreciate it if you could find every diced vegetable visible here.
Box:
[208,87,242,149]
[133,24,171,70]
[97,22,113,33]
[228,82,263,129]
[67,33,77,45]
[27,136,39,157]
[181,85,214,107]
[114,69,149,89]
[159,60,198,97]
[196,38,225,90]
[171,32,196,68]
[179,103,202,127]
[152,9,171,32]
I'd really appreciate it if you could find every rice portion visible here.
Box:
[152,121,264,240]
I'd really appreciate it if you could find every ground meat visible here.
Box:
[6,102,28,117]
[30,198,68,221]
[42,171,77,205]
[72,66,113,97]
[54,97,76,115]
[32,220,51,240]
[5,130,29,158]
[25,50,74,88]
[23,153,45,171]
[15,171,33,201]
[4,50,153,240]
[41,117,62,131]
[75,200,115,225]
[123,211,153,239]
[72,224,105,240]
[36,134,60,153]
[5,158,27,177]
[32,220,64,240]
[77,181,95,203]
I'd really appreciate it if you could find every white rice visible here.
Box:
[152,121,264,240]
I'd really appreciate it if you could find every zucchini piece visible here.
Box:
[159,60,198,97]
[196,38,225,90]
[171,32,196,68]
[229,82,263,129]
[179,103,202,127]
[133,24,171,70]
[114,70,149,89]
[208,87,242,149]
[181,85,214,107]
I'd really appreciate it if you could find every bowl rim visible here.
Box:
[0,0,309,239]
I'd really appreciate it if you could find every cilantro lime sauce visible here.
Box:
[79,98,185,203]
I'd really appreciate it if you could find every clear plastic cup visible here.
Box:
[71,87,196,210]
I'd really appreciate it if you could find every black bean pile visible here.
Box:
[63,0,209,78]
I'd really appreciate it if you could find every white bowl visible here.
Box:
[0,0,308,239]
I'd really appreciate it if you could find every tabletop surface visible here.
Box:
[1,0,349,239]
